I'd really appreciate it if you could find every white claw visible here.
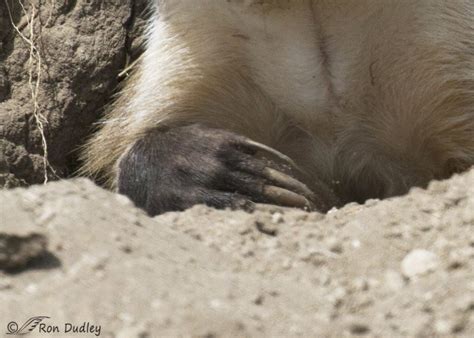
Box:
[263,185,315,210]
[244,139,300,170]
[263,167,315,199]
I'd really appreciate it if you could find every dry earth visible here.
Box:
[0,0,147,187]
[0,169,473,337]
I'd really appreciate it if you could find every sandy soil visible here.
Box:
[0,169,472,337]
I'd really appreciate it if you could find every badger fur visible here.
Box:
[81,0,474,216]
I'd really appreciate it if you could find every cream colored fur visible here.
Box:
[81,0,474,201]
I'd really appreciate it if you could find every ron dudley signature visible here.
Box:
[7,316,101,336]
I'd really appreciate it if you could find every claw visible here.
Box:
[263,185,315,210]
[244,139,302,171]
[263,167,315,200]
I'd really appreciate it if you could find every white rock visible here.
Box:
[401,249,439,278]
[351,239,361,248]
[434,319,451,335]
[271,212,284,224]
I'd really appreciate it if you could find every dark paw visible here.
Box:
[117,124,319,216]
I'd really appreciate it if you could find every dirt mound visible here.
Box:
[1,169,472,337]
[0,0,147,187]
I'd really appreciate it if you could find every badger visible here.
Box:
[81,0,474,216]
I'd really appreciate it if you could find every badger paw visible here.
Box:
[118,124,318,216]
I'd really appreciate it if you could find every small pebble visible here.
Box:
[328,287,347,307]
[401,249,439,278]
[434,319,451,335]
[255,221,278,236]
[351,239,361,248]
[326,237,343,254]
[434,317,465,334]
[271,212,284,224]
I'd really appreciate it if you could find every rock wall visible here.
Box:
[0,0,147,187]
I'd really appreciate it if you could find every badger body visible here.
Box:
[82,0,474,215]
